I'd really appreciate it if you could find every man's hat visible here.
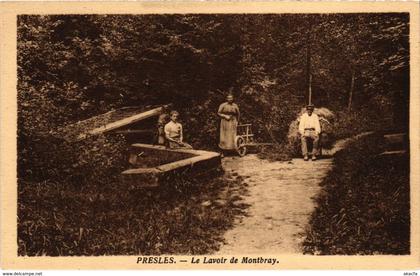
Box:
[306,104,315,109]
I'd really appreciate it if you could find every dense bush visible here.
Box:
[18,133,128,186]
[18,171,247,256]
[303,134,410,254]
[333,107,396,141]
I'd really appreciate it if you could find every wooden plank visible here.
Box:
[379,150,407,156]
[132,143,166,149]
[121,167,160,175]
[79,106,165,139]
[245,142,275,147]
[131,143,219,158]
[114,129,154,134]
[121,144,221,188]
[384,133,407,144]
[245,125,249,144]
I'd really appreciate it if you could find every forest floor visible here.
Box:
[217,132,373,254]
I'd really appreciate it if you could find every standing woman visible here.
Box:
[218,94,240,152]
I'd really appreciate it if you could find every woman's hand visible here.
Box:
[224,115,231,120]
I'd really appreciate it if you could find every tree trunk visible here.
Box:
[347,71,355,111]
[305,19,313,105]
[308,74,312,105]
[264,124,280,144]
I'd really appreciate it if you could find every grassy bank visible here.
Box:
[303,134,410,254]
[18,170,247,256]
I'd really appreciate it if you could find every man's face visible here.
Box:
[171,113,179,122]
[307,108,314,116]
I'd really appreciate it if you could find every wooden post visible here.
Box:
[348,71,355,111]
[245,125,249,144]
[308,74,312,105]
[306,34,312,105]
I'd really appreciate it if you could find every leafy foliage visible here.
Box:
[303,134,409,254]
[18,14,409,149]
[17,14,410,255]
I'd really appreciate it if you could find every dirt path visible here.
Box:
[217,132,374,254]
[218,156,332,254]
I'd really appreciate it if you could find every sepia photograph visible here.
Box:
[1,1,419,270]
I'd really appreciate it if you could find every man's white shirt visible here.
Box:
[298,112,321,135]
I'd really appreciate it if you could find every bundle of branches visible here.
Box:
[287,107,336,156]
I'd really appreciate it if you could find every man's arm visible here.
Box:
[179,124,183,143]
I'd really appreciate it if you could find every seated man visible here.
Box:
[298,104,321,161]
[164,111,192,149]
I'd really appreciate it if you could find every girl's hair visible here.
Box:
[170,110,180,116]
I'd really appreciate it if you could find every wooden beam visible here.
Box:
[121,144,221,188]
[78,106,166,139]
[114,129,154,134]
[379,150,407,156]
[384,133,406,144]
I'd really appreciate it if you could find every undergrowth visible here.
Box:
[303,133,409,254]
[18,170,248,256]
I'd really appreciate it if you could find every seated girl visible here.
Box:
[164,111,192,149]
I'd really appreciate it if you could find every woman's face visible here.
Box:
[227,95,234,104]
